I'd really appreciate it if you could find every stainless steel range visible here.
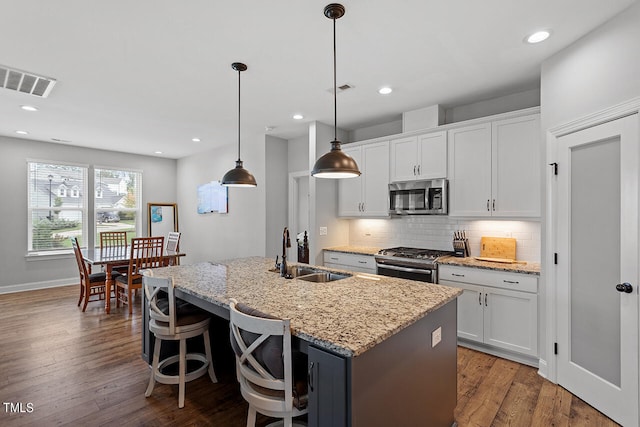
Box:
[375,247,454,283]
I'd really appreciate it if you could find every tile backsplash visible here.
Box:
[349,217,541,262]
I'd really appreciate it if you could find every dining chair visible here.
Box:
[99,230,129,272]
[71,237,118,312]
[143,274,217,408]
[229,298,308,427]
[165,231,181,266]
[116,236,164,314]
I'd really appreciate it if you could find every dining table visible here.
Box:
[82,246,185,313]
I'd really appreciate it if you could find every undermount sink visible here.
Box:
[296,271,350,283]
[269,265,351,282]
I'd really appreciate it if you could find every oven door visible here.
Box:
[376,263,435,283]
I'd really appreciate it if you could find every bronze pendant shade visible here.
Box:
[221,62,257,187]
[311,3,361,179]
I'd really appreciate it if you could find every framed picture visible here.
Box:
[148,203,178,237]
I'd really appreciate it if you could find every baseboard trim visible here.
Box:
[458,339,539,368]
[0,278,76,294]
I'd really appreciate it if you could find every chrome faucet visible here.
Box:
[280,227,291,277]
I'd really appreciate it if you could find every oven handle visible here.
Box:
[376,263,433,275]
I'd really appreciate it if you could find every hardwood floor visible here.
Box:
[0,285,619,426]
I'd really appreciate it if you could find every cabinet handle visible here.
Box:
[485,294,488,306]
[413,165,417,176]
[478,292,482,306]
[486,200,490,211]
[417,165,421,175]
[308,361,314,392]
[503,280,519,284]
[358,260,367,264]
[452,273,465,277]
[362,202,365,212]
[492,199,496,211]
[330,257,339,261]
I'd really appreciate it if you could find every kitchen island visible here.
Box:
[143,257,462,427]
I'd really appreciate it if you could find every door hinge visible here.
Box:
[549,162,558,175]
[554,342,558,355]
[554,253,558,264]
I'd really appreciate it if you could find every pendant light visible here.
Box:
[311,3,361,179]
[221,62,257,187]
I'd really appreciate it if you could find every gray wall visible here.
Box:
[265,135,289,259]
[538,1,640,364]
[0,136,177,292]
[175,133,266,264]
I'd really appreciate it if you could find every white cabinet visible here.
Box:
[439,265,538,362]
[448,114,540,217]
[338,141,389,217]
[390,131,447,182]
[323,251,376,274]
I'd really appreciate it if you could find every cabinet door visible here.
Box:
[492,115,541,217]
[362,141,390,217]
[390,136,418,182]
[448,281,484,343]
[308,346,348,427]
[417,131,447,179]
[338,146,363,217]
[448,123,492,216]
[484,287,538,356]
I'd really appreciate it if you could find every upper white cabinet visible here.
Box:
[448,114,540,217]
[390,131,447,182]
[338,141,389,217]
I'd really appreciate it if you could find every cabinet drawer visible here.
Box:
[439,265,537,293]
[323,251,376,270]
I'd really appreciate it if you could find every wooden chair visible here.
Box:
[143,274,217,408]
[99,230,129,273]
[165,231,181,266]
[229,299,308,427]
[71,237,115,312]
[116,236,164,314]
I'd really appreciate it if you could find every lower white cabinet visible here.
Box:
[323,251,376,274]
[439,265,538,364]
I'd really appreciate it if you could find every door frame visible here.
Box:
[545,96,640,382]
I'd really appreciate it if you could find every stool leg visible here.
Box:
[178,338,186,408]
[246,406,256,427]
[146,337,162,397]
[203,329,218,383]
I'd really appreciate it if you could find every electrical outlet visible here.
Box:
[431,326,442,348]
[319,226,327,236]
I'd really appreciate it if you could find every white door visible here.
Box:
[338,146,363,216]
[556,114,639,427]
[362,141,389,216]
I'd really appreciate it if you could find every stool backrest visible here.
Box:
[143,274,175,333]
[99,231,128,257]
[229,299,294,413]
[166,231,181,252]
[127,236,165,277]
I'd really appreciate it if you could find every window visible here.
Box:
[28,161,87,252]
[71,187,80,198]
[95,167,142,244]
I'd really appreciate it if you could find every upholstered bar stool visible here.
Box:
[143,274,217,408]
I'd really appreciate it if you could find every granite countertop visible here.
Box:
[438,255,541,275]
[147,257,461,357]
[324,246,381,256]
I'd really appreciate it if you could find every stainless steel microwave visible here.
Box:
[389,179,448,215]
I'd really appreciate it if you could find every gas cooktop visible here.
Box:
[375,247,454,268]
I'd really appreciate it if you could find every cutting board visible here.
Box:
[479,237,516,261]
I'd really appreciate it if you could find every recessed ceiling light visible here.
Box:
[192,137,201,142]
[525,30,551,44]
[21,105,38,112]
[293,114,304,120]
[154,151,163,154]
[15,130,28,135]
[378,87,392,95]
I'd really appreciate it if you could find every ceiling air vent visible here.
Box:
[326,83,354,94]
[0,65,57,98]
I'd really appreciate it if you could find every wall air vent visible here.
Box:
[0,65,57,98]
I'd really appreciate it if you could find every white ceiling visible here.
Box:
[0,0,635,159]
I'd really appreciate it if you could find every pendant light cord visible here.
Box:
[333,16,337,142]
[237,68,241,161]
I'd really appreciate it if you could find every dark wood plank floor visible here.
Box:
[0,285,619,426]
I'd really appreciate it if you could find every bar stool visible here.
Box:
[143,274,217,408]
